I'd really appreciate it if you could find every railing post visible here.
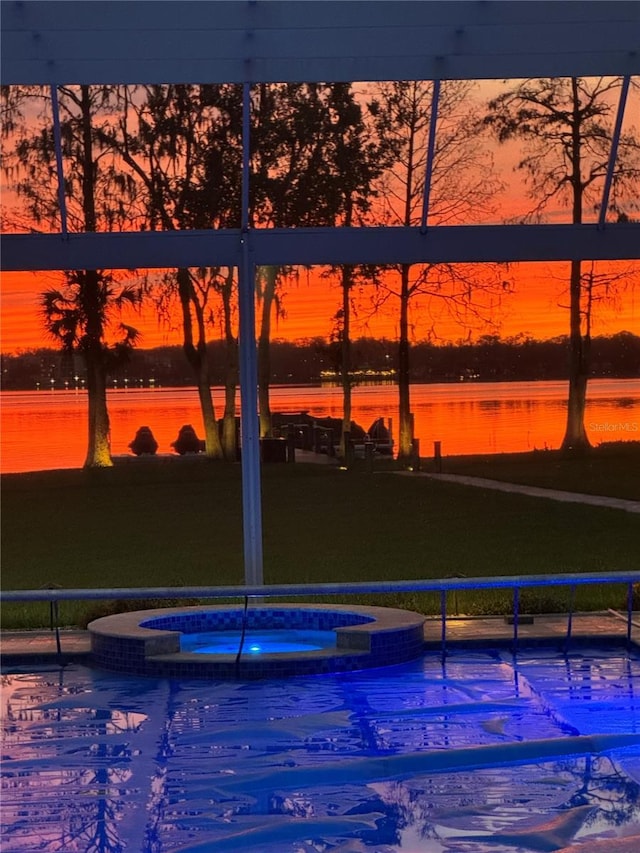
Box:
[564,584,576,654]
[42,582,63,656]
[512,587,520,654]
[50,599,62,656]
[440,589,447,660]
[627,582,634,648]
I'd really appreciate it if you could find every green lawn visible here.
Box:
[2,452,638,628]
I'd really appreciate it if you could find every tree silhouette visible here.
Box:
[325,83,394,456]
[369,80,503,463]
[111,83,244,459]
[250,82,382,437]
[41,273,139,465]
[484,77,640,452]
[2,84,140,466]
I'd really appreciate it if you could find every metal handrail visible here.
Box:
[3,570,638,657]
[3,570,639,602]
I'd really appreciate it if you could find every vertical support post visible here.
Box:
[50,84,69,237]
[512,587,520,654]
[598,75,630,231]
[238,80,263,586]
[440,589,447,660]
[627,581,634,648]
[420,79,441,234]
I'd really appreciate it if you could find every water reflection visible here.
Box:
[1,379,638,473]
[1,670,167,853]
[2,649,640,851]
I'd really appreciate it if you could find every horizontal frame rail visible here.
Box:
[3,224,640,273]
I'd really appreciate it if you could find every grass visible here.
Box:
[2,446,639,629]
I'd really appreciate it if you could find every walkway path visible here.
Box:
[411,472,640,514]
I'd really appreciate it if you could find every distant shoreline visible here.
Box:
[1,375,639,395]
[2,332,638,390]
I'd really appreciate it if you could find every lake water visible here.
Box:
[1,379,638,474]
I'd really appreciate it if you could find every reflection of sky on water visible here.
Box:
[2,648,640,852]
[1,379,639,472]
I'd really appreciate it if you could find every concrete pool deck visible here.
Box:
[2,610,637,666]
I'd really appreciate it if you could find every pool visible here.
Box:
[2,645,640,852]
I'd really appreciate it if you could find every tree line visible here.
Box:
[3,332,638,391]
[2,79,639,465]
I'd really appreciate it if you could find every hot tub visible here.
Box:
[88,603,426,678]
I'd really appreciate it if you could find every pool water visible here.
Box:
[2,646,640,852]
[181,628,337,654]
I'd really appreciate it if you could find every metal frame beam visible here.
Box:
[420,79,441,233]
[598,75,631,230]
[49,85,68,237]
[3,224,639,273]
[238,81,263,587]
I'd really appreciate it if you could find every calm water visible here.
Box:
[1,379,639,474]
[2,647,640,852]
[181,628,336,654]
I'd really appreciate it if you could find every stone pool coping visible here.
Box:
[88,603,426,678]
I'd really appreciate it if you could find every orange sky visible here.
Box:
[1,260,638,354]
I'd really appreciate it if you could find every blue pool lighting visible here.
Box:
[181,628,336,654]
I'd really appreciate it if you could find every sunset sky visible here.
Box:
[2,78,639,353]
[2,260,638,354]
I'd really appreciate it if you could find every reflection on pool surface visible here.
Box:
[181,628,337,654]
[2,647,640,852]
